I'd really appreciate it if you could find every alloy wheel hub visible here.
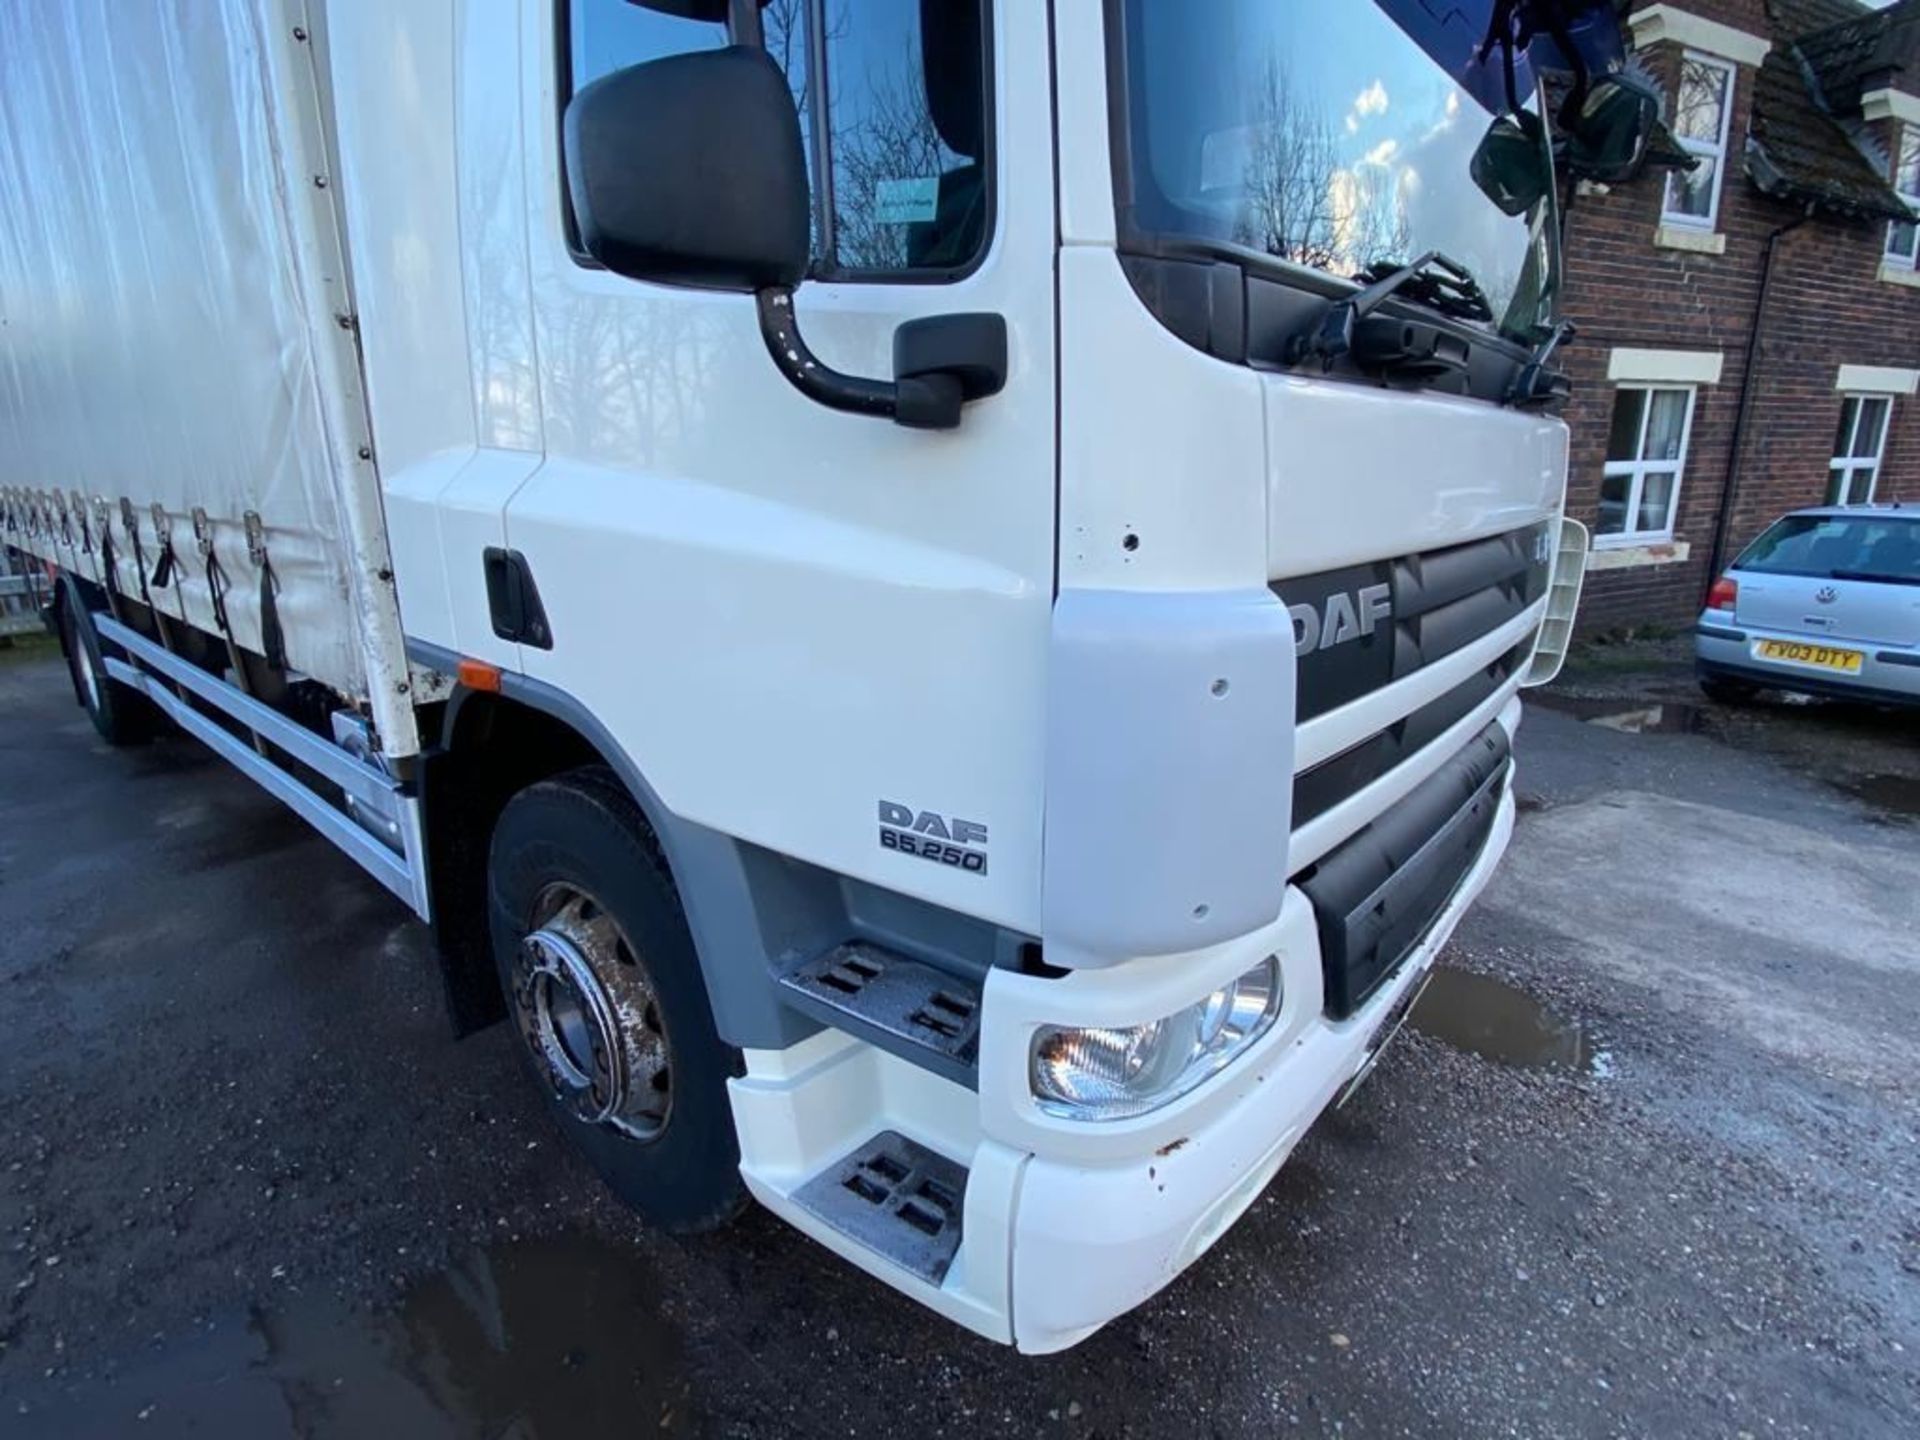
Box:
[510,887,671,1139]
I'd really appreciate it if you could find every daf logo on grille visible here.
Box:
[1290,584,1393,655]
[1815,585,1839,604]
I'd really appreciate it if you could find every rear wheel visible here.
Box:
[57,590,158,746]
[487,766,747,1233]
[1699,674,1761,706]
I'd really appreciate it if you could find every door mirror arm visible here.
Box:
[755,290,1007,432]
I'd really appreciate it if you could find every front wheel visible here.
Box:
[487,766,747,1233]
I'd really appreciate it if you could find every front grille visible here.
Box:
[1274,520,1553,724]
[1293,639,1530,827]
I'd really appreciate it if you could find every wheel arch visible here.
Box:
[413,642,817,1052]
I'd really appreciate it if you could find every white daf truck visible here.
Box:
[1,0,1645,1352]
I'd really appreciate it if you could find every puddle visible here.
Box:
[15,1235,704,1439]
[1410,968,1604,1076]
[1827,772,1920,822]
[1529,692,1710,734]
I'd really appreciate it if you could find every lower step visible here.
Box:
[791,1131,968,1286]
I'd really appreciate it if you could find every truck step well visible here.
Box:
[778,943,981,1086]
[791,1132,968,1286]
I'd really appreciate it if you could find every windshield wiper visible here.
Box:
[1285,251,1492,369]
[1354,256,1495,323]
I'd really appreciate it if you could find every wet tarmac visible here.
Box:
[1531,675,1918,820]
[1529,693,1713,735]
[1826,771,1920,823]
[17,1237,699,1439]
[4,637,1917,1438]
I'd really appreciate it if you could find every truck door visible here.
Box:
[502,1,1058,931]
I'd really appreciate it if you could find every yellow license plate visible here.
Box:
[1754,640,1863,673]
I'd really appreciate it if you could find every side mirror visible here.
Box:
[562,45,1006,430]
[1513,1,1661,183]
[1471,114,1551,216]
[565,46,810,292]
[1558,72,1661,183]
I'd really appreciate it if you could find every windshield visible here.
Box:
[1736,515,1920,587]
[1111,0,1560,343]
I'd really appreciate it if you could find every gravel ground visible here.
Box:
[0,636,1915,1438]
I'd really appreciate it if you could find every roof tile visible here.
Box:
[1745,0,1914,218]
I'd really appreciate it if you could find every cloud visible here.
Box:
[1363,138,1401,168]
[1345,79,1391,138]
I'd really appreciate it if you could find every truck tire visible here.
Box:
[57,590,158,747]
[487,765,748,1233]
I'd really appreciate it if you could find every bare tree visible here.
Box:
[764,0,857,260]
[1237,51,1411,279]
[1237,53,1341,270]
[763,0,824,123]
[827,32,957,271]
[1341,161,1413,276]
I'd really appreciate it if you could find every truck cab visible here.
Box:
[3,0,1615,1352]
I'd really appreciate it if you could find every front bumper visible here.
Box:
[1003,782,1513,1351]
[1695,615,1920,706]
[730,771,1518,1353]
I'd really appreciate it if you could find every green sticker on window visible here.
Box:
[874,176,940,226]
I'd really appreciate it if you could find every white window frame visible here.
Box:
[1662,52,1737,230]
[1885,124,1920,270]
[1827,394,1893,506]
[1597,385,1698,548]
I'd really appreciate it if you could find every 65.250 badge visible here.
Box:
[877,801,988,876]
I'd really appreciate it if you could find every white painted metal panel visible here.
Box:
[1056,247,1271,592]
[502,0,1060,933]
[1264,374,1567,578]
[1052,0,1119,248]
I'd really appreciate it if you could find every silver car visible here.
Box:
[1696,505,1920,706]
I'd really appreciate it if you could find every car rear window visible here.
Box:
[1736,514,1920,586]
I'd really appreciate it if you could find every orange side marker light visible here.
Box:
[456,657,503,693]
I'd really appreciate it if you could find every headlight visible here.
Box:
[1029,956,1283,1121]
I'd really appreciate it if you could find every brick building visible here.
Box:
[1561,0,1920,630]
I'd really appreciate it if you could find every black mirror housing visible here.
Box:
[563,46,809,292]
[1559,73,1660,183]
[1471,114,1552,216]
[565,34,1008,433]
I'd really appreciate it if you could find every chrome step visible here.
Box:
[778,943,981,1086]
[791,1131,967,1286]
